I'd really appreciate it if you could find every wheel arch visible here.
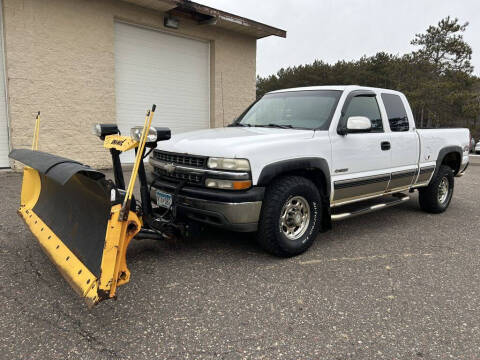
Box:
[257,158,331,200]
[435,146,462,176]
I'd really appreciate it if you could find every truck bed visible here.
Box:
[417,128,470,169]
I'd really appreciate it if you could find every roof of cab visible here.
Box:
[267,85,403,95]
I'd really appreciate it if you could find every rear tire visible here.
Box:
[256,176,322,257]
[418,165,454,214]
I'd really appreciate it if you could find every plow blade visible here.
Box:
[10,149,141,307]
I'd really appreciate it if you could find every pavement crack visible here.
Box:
[54,304,123,358]
[11,295,122,359]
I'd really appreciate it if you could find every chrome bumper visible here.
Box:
[457,161,469,177]
[150,188,262,232]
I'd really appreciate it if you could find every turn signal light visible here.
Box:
[205,179,252,190]
[232,180,252,190]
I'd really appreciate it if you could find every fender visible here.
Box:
[257,158,331,198]
[435,145,463,176]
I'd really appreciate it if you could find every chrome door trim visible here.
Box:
[387,169,417,191]
[332,173,391,205]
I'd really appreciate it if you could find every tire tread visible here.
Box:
[257,176,321,257]
[419,165,454,214]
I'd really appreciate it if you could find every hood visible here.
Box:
[155,127,315,158]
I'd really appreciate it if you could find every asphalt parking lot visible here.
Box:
[1,160,480,360]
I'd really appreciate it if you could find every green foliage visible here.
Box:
[411,16,473,74]
[256,17,480,138]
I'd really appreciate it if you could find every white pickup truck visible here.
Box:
[148,86,470,257]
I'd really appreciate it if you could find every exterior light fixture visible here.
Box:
[164,16,179,29]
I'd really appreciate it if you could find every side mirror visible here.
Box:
[346,116,372,133]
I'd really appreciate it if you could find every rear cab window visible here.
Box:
[381,93,410,131]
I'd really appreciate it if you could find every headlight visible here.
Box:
[205,178,252,190]
[130,126,171,143]
[207,157,250,171]
[92,124,119,139]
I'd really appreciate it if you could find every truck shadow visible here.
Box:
[127,197,423,265]
[126,225,264,264]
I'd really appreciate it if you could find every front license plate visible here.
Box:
[156,190,173,209]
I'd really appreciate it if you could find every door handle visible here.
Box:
[381,141,391,151]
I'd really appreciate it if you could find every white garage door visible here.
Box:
[0,4,8,168]
[114,22,210,162]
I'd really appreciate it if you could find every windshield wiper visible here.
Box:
[228,123,251,127]
[254,123,294,129]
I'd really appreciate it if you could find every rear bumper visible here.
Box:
[457,161,469,177]
[148,177,264,232]
[457,155,469,177]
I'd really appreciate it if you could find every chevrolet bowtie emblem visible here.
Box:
[163,163,176,174]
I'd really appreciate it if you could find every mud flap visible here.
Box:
[10,149,141,307]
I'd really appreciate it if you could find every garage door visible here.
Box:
[114,22,210,162]
[0,4,8,168]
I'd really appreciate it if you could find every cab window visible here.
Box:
[381,93,410,131]
[344,96,384,132]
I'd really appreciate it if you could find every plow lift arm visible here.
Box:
[9,105,172,307]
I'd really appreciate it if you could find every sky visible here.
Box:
[200,0,480,77]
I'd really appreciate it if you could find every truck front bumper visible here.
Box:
[148,178,264,232]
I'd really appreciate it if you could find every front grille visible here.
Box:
[153,167,203,185]
[152,150,207,185]
[153,150,206,168]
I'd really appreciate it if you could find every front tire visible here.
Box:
[418,165,454,214]
[256,176,322,257]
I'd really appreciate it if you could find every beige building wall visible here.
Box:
[3,0,257,168]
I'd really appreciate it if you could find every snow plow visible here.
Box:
[9,105,174,307]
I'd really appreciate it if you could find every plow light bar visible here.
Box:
[130,126,171,144]
[93,124,120,140]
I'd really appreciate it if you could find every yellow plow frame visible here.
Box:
[11,106,157,307]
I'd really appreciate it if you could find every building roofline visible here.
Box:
[124,0,286,39]
[176,1,286,38]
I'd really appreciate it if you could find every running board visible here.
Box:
[331,194,410,221]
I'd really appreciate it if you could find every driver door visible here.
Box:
[330,93,391,206]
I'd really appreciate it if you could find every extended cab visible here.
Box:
[148,86,470,256]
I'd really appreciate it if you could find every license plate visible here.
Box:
[156,190,172,209]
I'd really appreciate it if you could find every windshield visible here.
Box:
[236,90,342,130]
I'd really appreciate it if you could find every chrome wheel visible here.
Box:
[438,177,449,204]
[279,196,311,241]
